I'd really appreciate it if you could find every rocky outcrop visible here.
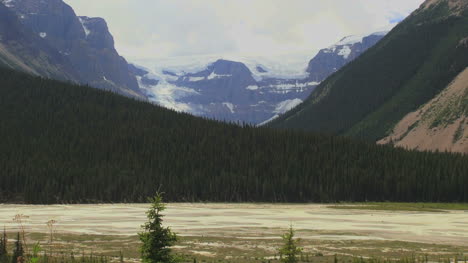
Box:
[0,0,145,99]
[0,2,73,79]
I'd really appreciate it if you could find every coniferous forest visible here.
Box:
[0,66,468,204]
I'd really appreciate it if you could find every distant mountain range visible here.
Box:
[269,0,468,154]
[134,32,386,124]
[0,0,146,98]
[4,0,464,154]
[0,0,387,125]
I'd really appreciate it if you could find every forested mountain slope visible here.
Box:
[269,0,468,143]
[0,66,467,204]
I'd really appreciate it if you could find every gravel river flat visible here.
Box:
[0,203,466,246]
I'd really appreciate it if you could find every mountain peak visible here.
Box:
[2,0,69,15]
[209,59,253,75]
[212,59,246,67]
[334,31,388,47]
[305,31,386,81]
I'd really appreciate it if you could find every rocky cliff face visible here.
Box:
[0,0,145,98]
[0,2,73,79]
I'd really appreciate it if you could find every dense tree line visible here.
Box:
[269,3,468,142]
[0,67,467,204]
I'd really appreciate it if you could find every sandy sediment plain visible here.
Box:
[0,203,467,246]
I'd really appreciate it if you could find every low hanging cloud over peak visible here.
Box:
[64,0,424,60]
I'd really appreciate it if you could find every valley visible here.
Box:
[132,32,386,125]
[1,0,468,262]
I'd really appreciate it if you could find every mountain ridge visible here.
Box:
[305,32,386,83]
[268,0,468,147]
[136,31,385,124]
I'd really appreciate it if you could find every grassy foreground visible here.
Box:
[328,203,468,212]
[5,231,465,263]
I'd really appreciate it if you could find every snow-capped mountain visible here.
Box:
[306,32,387,82]
[0,0,146,98]
[133,31,387,124]
[132,57,319,124]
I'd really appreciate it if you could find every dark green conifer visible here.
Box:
[139,193,179,263]
[279,226,302,263]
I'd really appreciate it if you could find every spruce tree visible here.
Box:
[279,226,302,263]
[139,193,179,263]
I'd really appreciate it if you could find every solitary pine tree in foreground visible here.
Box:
[139,193,180,263]
[279,225,302,263]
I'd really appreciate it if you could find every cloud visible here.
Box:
[64,0,424,60]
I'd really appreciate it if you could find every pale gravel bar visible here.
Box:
[0,203,466,245]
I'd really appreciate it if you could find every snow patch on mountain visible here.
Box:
[246,85,259,91]
[1,0,14,8]
[188,76,205,82]
[78,17,91,37]
[335,31,388,46]
[327,31,389,56]
[258,114,280,126]
[208,72,232,80]
[136,74,199,113]
[232,54,312,80]
[338,46,352,59]
[133,51,314,83]
[274,99,303,114]
[222,102,235,113]
[269,81,320,90]
[258,98,304,126]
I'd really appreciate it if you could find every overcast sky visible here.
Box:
[64,0,424,60]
